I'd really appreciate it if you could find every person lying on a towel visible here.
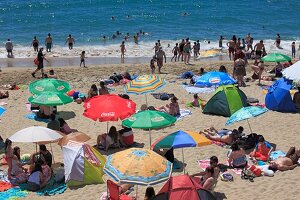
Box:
[269,147,300,172]
[200,128,242,145]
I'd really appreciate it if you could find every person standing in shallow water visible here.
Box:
[31,36,39,52]
[45,33,53,52]
[120,41,126,62]
[65,34,75,50]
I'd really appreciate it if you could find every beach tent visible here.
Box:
[265,78,297,113]
[203,85,248,117]
[62,143,106,187]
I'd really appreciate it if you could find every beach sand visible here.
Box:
[0,60,299,200]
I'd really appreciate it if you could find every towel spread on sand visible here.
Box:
[24,113,49,123]
[270,150,286,160]
[176,109,192,120]
[36,182,67,196]
[0,187,28,199]
[198,159,211,170]
[0,181,13,192]
[0,102,7,106]
[181,85,215,94]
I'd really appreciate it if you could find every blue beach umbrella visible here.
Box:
[225,106,268,132]
[0,106,6,117]
[195,71,236,87]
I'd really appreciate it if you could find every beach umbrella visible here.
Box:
[151,130,211,173]
[282,60,300,81]
[9,126,63,143]
[225,106,268,133]
[29,78,71,94]
[122,110,176,145]
[195,71,236,87]
[104,148,172,186]
[124,75,166,104]
[58,131,91,146]
[152,174,216,200]
[0,106,6,117]
[83,94,136,122]
[28,92,73,106]
[261,53,291,63]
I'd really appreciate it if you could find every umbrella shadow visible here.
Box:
[94,142,145,156]
[214,192,227,200]
[57,111,76,120]
[171,159,186,173]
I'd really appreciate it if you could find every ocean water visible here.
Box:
[0,0,299,58]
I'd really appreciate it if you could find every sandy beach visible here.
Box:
[0,60,300,200]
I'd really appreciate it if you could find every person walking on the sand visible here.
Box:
[80,51,87,68]
[32,47,49,78]
[155,47,166,73]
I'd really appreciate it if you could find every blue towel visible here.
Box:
[181,85,215,94]
[36,182,67,196]
[0,187,28,199]
[24,113,49,123]
[270,150,286,160]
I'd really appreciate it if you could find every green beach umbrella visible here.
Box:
[28,92,73,106]
[29,78,71,94]
[261,53,291,62]
[122,110,176,146]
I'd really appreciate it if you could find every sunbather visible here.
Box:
[158,96,180,116]
[192,156,220,180]
[97,126,120,151]
[193,166,215,191]
[268,147,299,172]
[200,128,241,145]
[250,136,273,162]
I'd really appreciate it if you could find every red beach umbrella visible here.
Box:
[153,174,216,200]
[83,94,136,122]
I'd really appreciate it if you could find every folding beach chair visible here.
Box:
[107,180,132,200]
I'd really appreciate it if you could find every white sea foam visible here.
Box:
[0,39,299,59]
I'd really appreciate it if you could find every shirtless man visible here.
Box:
[227,38,236,60]
[153,43,159,54]
[45,33,53,52]
[171,43,179,62]
[65,34,75,50]
[178,39,185,62]
[275,33,281,48]
[120,41,126,60]
[155,47,166,74]
[254,40,265,58]
[269,147,299,171]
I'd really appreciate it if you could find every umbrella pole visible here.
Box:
[182,148,185,174]
[136,185,138,200]
[35,143,37,153]
[247,119,253,133]
[145,94,148,106]
[149,129,152,149]
[50,143,55,164]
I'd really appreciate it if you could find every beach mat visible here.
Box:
[176,109,192,120]
[0,181,13,192]
[270,150,286,160]
[36,182,67,196]
[181,85,215,94]
[0,187,28,199]
[24,113,49,123]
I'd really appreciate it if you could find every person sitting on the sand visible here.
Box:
[11,146,28,183]
[193,166,215,191]
[250,136,273,162]
[293,85,300,110]
[159,96,180,116]
[219,65,227,73]
[192,156,220,180]
[227,142,247,168]
[190,94,207,109]
[99,81,109,95]
[0,90,9,99]
[200,128,241,145]
[27,163,47,191]
[31,144,53,168]
[118,126,134,147]
[48,69,58,79]
[144,186,156,200]
[268,147,300,172]
[88,84,98,98]
[97,126,120,151]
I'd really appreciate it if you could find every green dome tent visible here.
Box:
[203,85,248,117]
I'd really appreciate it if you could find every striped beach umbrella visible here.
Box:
[124,75,166,95]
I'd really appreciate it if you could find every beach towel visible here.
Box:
[270,150,286,160]
[0,187,28,199]
[0,102,7,106]
[36,182,67,196]
[151,93,174,101]
[0,181,12,192]
[181,85,215,94]
[176,109,192,120]
[24,113,49,123]
[197,159,211,170]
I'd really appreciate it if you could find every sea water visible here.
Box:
[0,0,299,58]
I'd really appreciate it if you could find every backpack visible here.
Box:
[160,93,169,100]
[241,133,260,150]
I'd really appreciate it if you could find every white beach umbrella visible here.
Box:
[282,61,300,81]
[9,126,63,143]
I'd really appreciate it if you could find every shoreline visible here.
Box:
[0,55,229,68]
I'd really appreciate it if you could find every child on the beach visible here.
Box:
[291,42,296,59]
[150,56,156,74]
[80,51,87,68]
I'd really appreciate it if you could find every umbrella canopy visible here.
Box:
[104,148,172,185]
[151,130,211,150]
[124,75,166,95]
[225,106,268,127]
[153,174,216,200]
[0,106,6,117]
[282,60,300,81]
[195,71,236,87]
[29,78,71,94]
[261,53,291,62]
[28,92,73,106]
[83,94,136,122]
[58,131,91,146]
[122,110,176,129]
[9,126,63,143]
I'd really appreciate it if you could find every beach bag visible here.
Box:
[241,133,259,150]
[34,58,39,65]
[220,172,233,182]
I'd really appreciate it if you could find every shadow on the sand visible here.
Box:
[57,111,76,120]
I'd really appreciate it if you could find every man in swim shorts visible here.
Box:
[227,38,235,60]
[65,34,75,50]
[155,47,166,74]
[269,147,299,171]
[45,33,53,52]
[254,40,265,58]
